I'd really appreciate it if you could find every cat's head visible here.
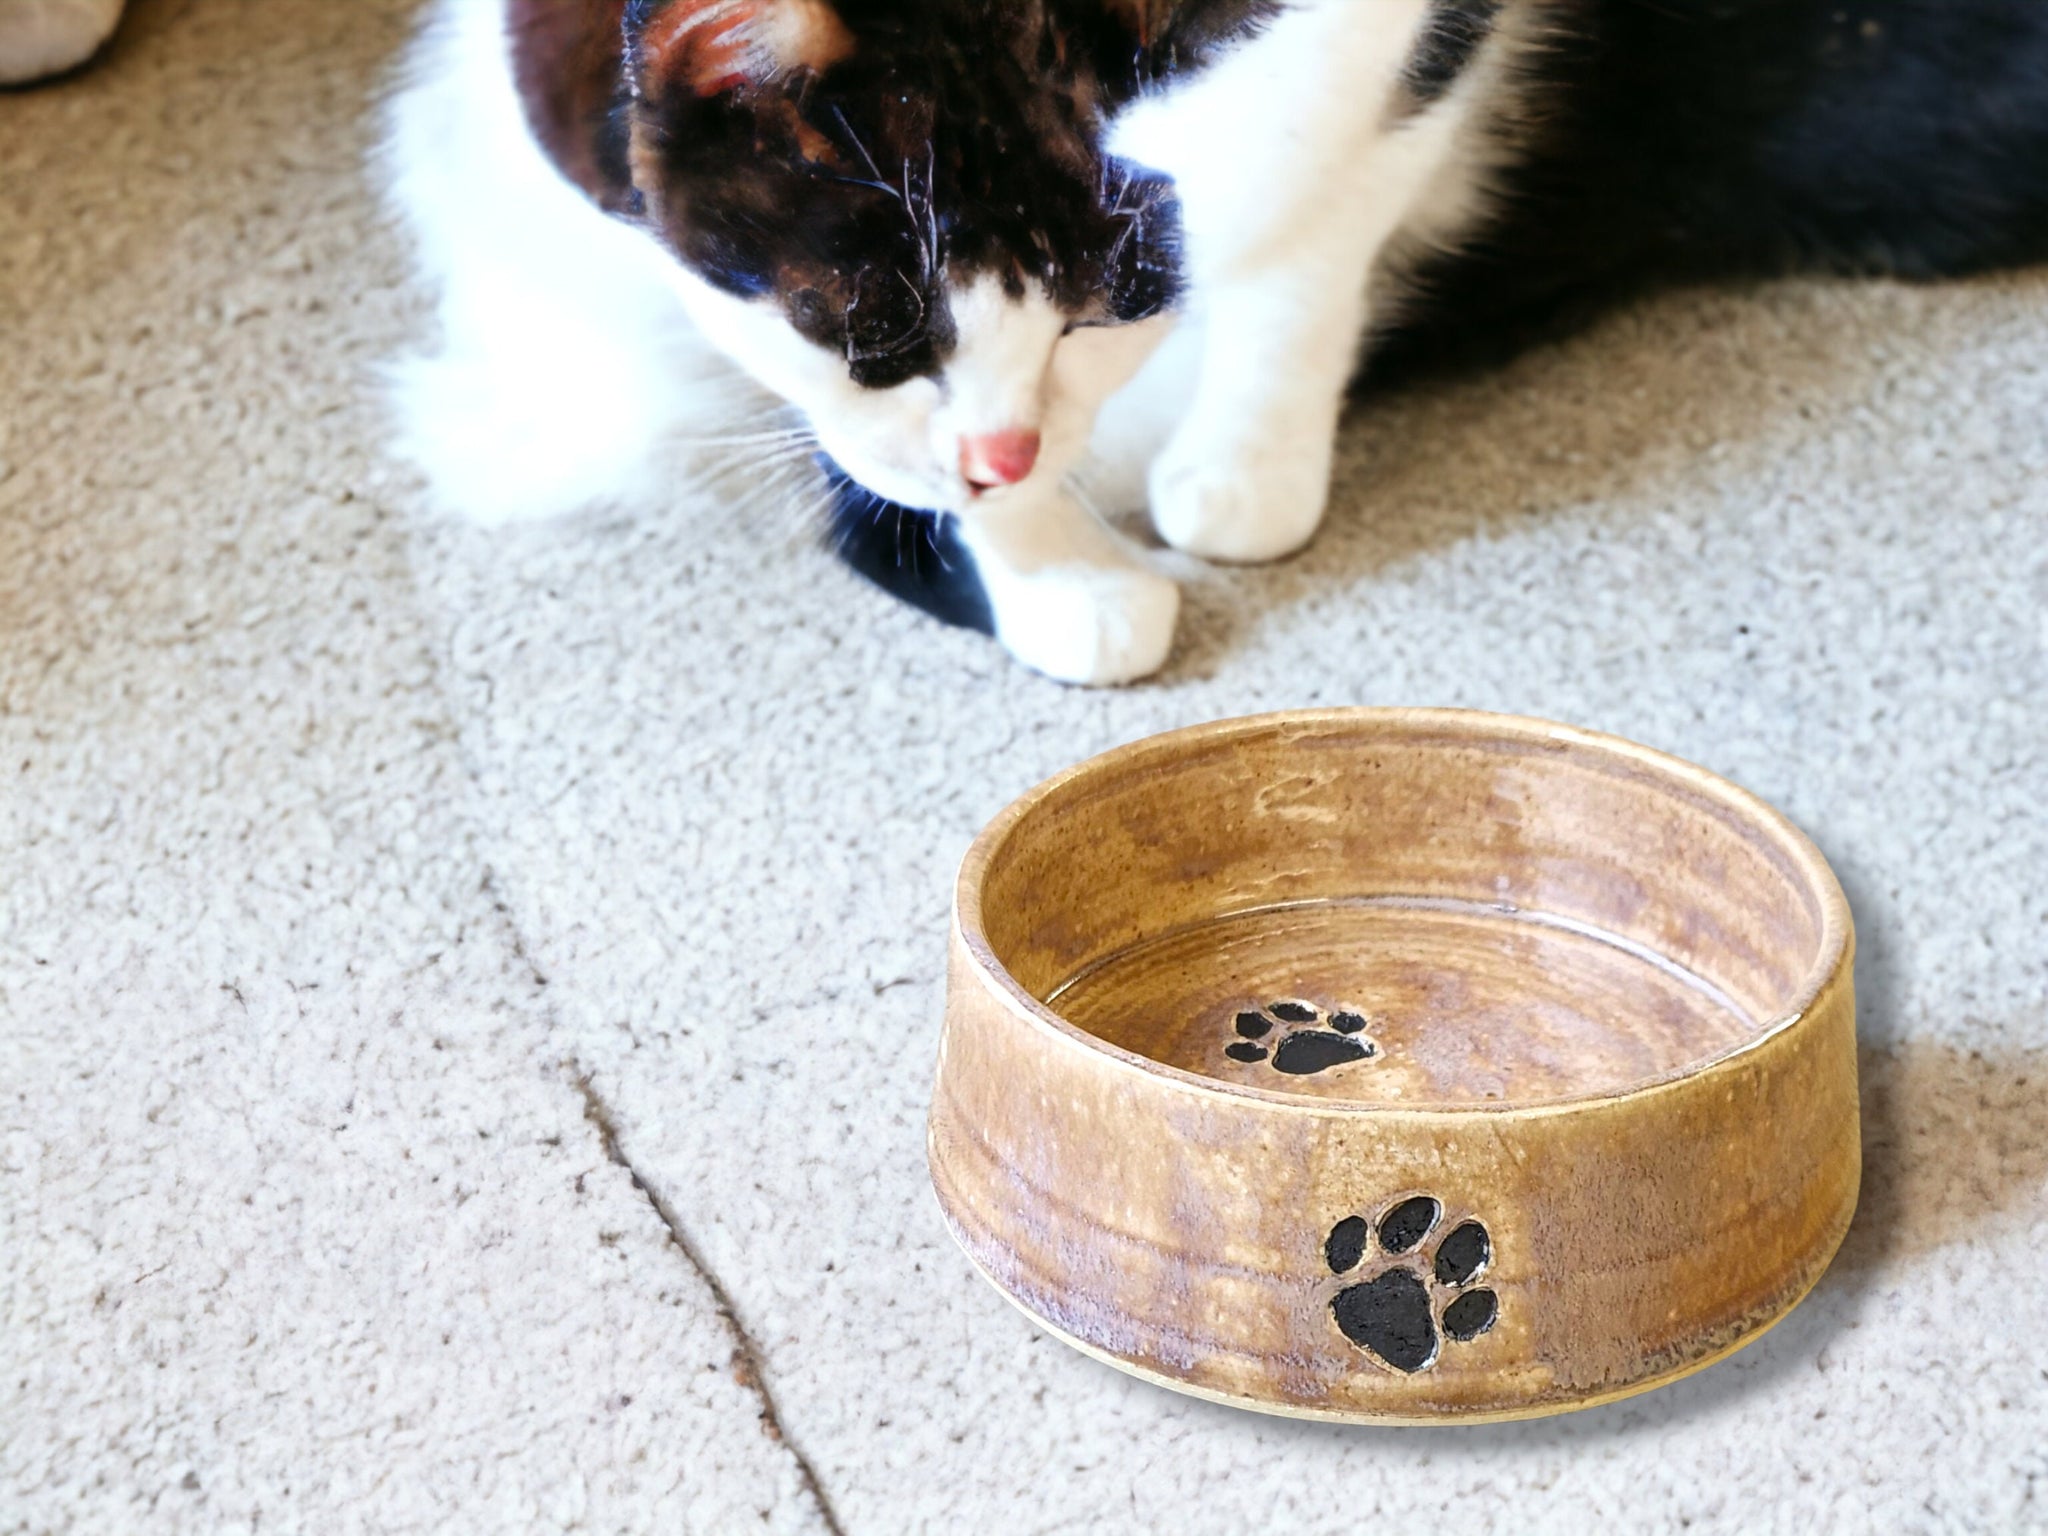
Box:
[618,0,1208,513]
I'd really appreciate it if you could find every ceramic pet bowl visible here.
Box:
[928,709,1858,1423]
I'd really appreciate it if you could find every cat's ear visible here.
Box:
[626,0,853,99]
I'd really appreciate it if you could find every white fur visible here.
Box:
[955,494,1181,686]
[0,0,124,84]
[381,0,1507,678]
[383,0,740,526]
[1113,0,1472,563]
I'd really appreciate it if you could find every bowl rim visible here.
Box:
[952,706,1854,1119]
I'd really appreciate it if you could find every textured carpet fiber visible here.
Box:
[3,3,2044,1532]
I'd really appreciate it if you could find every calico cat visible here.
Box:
[385,0,2048,684]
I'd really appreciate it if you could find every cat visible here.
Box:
[384,0,2048,684]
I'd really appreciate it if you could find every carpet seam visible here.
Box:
[566,1063,851,1536]
[475,865,849,1534]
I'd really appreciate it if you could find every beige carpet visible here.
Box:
[4,2,2044,1531]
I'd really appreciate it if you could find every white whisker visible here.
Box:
[683,428,818,448]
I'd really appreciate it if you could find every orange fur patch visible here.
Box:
[644,0,853,97]
[1102,0,1170,49]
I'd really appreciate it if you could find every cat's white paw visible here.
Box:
[0,0,125,84]
[957,489,1182,684]
[990,563,1181,686]
[1148,428,1333,564]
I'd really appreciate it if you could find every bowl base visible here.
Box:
[1047,896,1758,1106]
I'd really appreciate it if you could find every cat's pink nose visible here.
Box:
[960,429,1041,490]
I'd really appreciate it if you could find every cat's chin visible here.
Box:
[811,449,1071,523]
[824,470,965,520]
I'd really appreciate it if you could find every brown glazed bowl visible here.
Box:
[928,709,1858,1423]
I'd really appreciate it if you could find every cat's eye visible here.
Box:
[1062,319,1111,336]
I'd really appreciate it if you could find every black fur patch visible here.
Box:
[506,0,636,213]
[819,457,994,634]
[1371,0,2048,384]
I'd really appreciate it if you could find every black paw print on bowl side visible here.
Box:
[1225,1001,1378,1075]
[1324,1197,1498,1373]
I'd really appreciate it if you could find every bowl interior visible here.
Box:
[969,713,1842,1109]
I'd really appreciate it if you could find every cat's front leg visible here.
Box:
[954,492,1181,687]
[1117,0,1462,564]
[1145,276,1360,565]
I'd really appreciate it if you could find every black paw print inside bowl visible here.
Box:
[1325,1196,1498,1373]
[1225,1001,1378,1075]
